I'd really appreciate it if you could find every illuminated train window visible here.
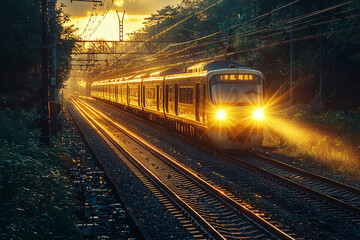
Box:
[146,88,156,100]
[179,87,193,104]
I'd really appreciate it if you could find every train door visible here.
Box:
[165,85,169,113]
[118,85,122,103]
[138,85,141,106]
[203,84,206,123]
[195,83,200,121]
[109,84,112,101]
[127,84,129,104]
[156,85,159,111]
[115,84,118,103]
[113,84,116,101]
[159,86,163,112]
[175,84,178,116]
[143,85,146,107]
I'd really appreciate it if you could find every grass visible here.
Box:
[263,102,360,177]
[0,107,81,239]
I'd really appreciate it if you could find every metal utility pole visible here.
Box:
[319,0,325,102]
[40,0,50,145]
[49,0,58,136]
[116,10,125,41]
[319,35,324,101]
[289,4,294,105]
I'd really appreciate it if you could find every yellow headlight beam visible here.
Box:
[216,110,226,120]
[253,109,264,120]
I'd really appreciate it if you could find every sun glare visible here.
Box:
[216,110,226,120]
[253,109,264,120]
[114,0,124,7]
[253,85,359,173]
[264,116,359,170]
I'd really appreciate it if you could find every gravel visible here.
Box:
[81,98,360,240]
[67,100,194,239]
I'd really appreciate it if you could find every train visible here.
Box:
[90,60,265,150]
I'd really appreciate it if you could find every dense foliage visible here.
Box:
[0,1,80,238]
[131,0,360,107]
[0,1,77,109]
[0,109,80,239]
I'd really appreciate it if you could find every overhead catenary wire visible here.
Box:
[111,0,226,66]
[80,0,113,40]
[92,0,357,80]
[110,0,305,70]
[145,2,358,62]
[99,23,360,81]
[81,1,353,78]
[102,0,301,76]
[142,0,354,62]
[107,16,360,79]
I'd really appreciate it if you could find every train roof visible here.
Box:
[187,60,248,73]
[149,68,180,78]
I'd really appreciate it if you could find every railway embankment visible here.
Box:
[0,101,138,239]
[0,106,81,239]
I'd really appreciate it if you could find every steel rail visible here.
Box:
[83,97,360,217]
[224,153,360,216]
[70,98,225,240]
[76,97,296,240]
[252,153,360,196]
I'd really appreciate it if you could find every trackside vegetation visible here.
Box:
[0,0,79,238]
[0,107,80,239]
[263,102,360,177]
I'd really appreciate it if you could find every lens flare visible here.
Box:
[253,109,264,120]
[216,110,226,120]
[264,116,359,172]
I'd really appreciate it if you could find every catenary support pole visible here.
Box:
[289,4,294,105]
[49,0,58,136]
[319,35,323,101]
[40,0,50,145]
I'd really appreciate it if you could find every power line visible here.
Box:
[91,1,358,80]
[77,0,114,40]
[112,0,225,66]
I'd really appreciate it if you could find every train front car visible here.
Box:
[205,63,265,150]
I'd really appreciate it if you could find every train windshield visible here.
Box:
[210,75,262,105]
[211,84,261,104]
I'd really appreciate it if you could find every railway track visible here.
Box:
[83,97,360,219]
[239,153,360,215]
[70,97,296,240]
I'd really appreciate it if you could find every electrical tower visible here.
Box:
[116,10,125,41]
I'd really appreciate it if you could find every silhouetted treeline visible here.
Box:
[138,0,360,107]
[0,1,77,109]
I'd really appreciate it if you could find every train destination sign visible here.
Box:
[219,74,254,81]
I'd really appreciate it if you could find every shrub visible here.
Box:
[0,108,80,239]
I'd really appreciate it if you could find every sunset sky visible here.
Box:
[58,0,181,40]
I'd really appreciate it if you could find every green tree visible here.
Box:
[0,1,77,109]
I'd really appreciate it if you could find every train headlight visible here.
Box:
[216,110,226,120]
[253,109,264,120]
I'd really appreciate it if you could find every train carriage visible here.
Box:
[90,60,265,150]
[142,75,163,120]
